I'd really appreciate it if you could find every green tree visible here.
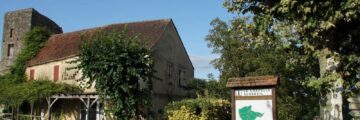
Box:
[187,77,229,99]
[206,17,319,119]
[76,29,153,120]
[223,0,360,119]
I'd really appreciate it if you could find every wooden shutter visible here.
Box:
[54,65,59,81]
[30,69,35,80]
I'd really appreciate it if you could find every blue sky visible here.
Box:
[0,0,236,79]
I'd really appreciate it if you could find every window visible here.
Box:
[179,70,186,87]
[30,69,35,80]
[7,44,14,58]
[10,28,14,38]
[54,65,59,81]
[167,63,173,77]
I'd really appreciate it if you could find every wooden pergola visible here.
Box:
[44,94,109,120]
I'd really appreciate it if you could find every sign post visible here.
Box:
[226,75,278,120]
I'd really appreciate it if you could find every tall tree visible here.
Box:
[223,0,360,119]
[206,17,319,119]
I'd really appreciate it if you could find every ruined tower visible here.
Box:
[0,8,62,75]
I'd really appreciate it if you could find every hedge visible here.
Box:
[165,98,231,120]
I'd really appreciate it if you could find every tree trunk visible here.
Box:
[319,48,343,120]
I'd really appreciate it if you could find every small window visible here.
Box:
[10,28,14,38]
[7,44,14,58]
[54,65,59,81]
[179,70,186,87]
[167,63,173,77]
[30,69,35,80]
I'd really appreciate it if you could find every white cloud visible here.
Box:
[189,54,220,79]
[190,54,219,69]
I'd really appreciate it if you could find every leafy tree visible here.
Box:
[206,17,319,119]
[76,29,153,120]
[187,77,229,99]
[223,0,360,119]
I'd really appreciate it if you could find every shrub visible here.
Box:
[165,98,231,120]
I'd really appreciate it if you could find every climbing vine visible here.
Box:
[0,27,80,106]
[76,29,153,120]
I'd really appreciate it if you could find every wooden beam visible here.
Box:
[79,98,88,108]
[50,94,108,99]
[46,97,59,120]
[49,98,59,108]
[90,97,99,107]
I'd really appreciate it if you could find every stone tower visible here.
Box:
[0,8,62,75]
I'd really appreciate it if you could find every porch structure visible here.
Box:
[43,93,109,120]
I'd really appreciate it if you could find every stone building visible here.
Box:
[0,8,62,75]
[1,8,194,119]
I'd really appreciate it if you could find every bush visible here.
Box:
[165,98,231,120]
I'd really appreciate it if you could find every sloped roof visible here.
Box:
[226,75,278,88]
[27,19,171,66]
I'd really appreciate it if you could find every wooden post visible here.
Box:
[46,97,58,120]
[86,98,89,120]
[41,101,45,120]
[47,98,51,120]
[30,102,34,120]
[80,97,90,120]
[97,101,101,120]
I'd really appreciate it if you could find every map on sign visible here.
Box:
[235,100,273,120]
[238,106,263,120]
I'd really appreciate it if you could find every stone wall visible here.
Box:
[149,21,194,118]
[0,8,62,75]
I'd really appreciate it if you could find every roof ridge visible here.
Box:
[51,18,172,36]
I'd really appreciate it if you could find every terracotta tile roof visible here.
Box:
[226,75,278,88]
[27,19,171,66]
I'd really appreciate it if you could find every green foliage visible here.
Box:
[165,98,231,120]
[9,27,51,83]
[0,80,80,106]
[306,73,342,94]
[187,78,230,99]
[206,17,320,119]
[0,27,80,107]
[76,29,153,120]
[222,1,360,119]
[224,0,360,52]
[223,0,360,95]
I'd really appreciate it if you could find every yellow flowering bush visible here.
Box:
[165,98,230,120]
